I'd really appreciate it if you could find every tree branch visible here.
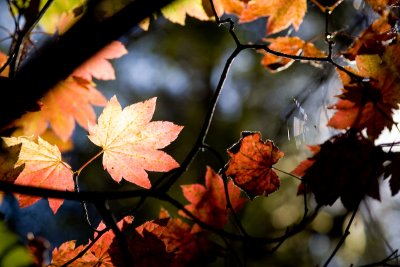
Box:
[0,0,174,131]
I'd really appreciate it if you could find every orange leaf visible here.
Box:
[212,0,246,16]
[260,37,325,72]
[72,41,127,81]
[15,77,107,141]
[328,43,400,139]
[13,41,127,141]
[240,0,307,34]
[293,133,385,210]
[88,96,183,188]
[2,136,73,213]
[180,166,246,229]
[0,51,9,77]
[51,218,130,266]
[226,131,284,199]
[343,13,397,60]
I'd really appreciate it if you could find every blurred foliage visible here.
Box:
[0,0,399,266]
[0,219,34,267]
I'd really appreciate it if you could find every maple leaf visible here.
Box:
[212,0,246,16]
[13,41,126,141]
[161,0,210,25]
[51,218,131,266]
[260,37,325,72]
[0,144,24,205]
[88,96,183,188]
[328,43,400,140]
[293,133,386,210]
[180,166,247,229]
[110,209,217,267]
[72,41,128,81]
[225,131,284,199]
[109,216,173,267]
[343,13,397,60]
[2,136,73,213]
[240,0,307,34]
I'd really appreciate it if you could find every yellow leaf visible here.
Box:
[161,0,210,25]
[2,136,73,213]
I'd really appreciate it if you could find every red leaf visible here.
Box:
[293,133,386,210]
[110,211,217,267]
[180,166,247,228]
[226,131,284,199]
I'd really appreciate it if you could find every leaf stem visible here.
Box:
[75,149,104,176]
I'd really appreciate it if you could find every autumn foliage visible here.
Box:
[0,0,400,266]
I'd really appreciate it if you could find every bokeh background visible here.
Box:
[1,0,400,266]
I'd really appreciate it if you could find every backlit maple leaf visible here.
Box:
[14,41,127,141]
[293,133,386,210]
[51,218,131,266]
[225,131,284,199]
[328,42,400,139]
[2,136,73,213]
[343,13,397,60]
[240,0,307,34]
[180,166,246,228]
[260,37,325,72]
[72,41,127,81]
[161,0,210,25]
[88,96,183,188]
[212,0,246,16]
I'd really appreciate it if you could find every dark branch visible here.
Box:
[0,0,174,130]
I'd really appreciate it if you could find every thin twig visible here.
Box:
[73,174,101,233]
[59,228,109,267]
[220,171,249,238]
[323,205,359,267]
[95,201,133,266]
[356,249,399,267]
